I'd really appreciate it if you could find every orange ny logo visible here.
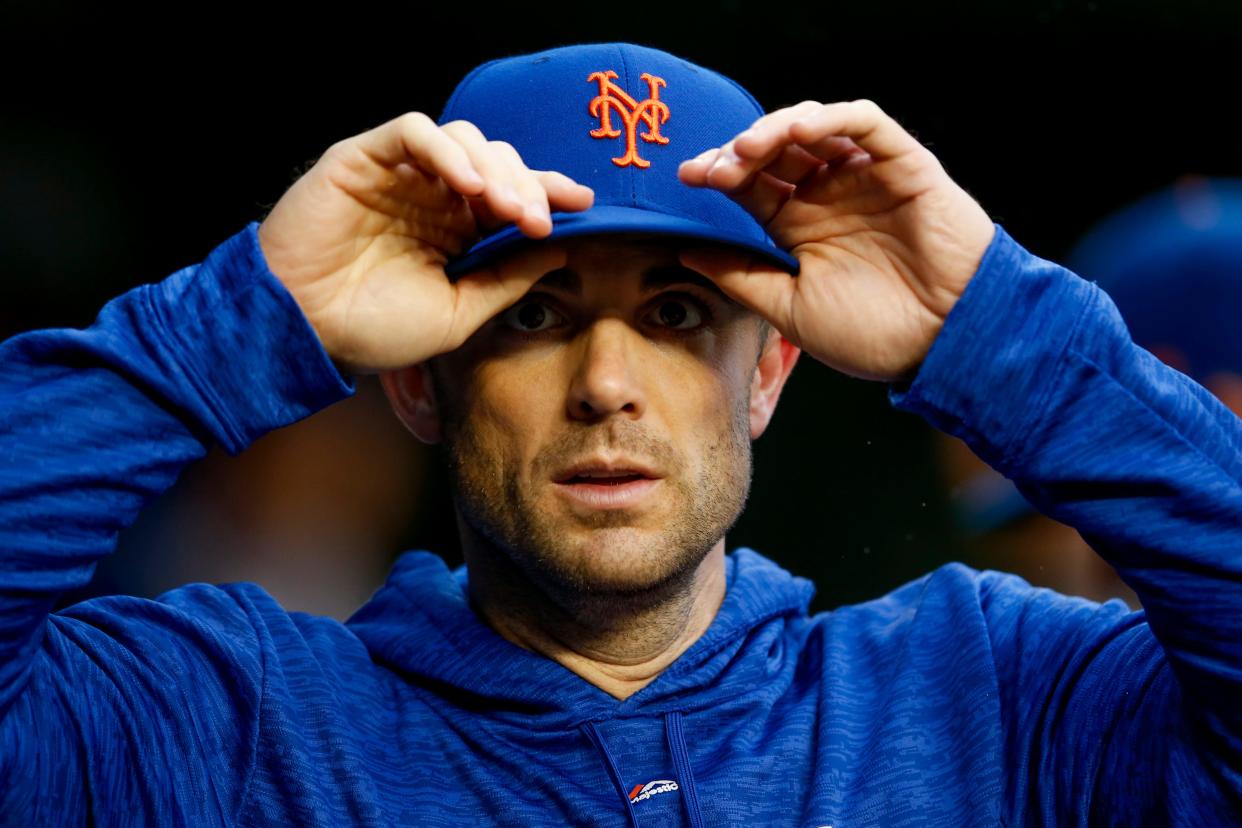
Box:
[586,70,670,169]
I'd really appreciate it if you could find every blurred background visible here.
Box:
[4,1,1239,619]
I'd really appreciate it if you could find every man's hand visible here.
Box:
[257,113,594,376]
[676,99,996,383]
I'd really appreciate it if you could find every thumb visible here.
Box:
[678,246,795,333]
[449,242,568,344]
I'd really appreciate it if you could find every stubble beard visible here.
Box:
[438,394,754,613]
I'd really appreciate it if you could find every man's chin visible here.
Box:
[524,530,709,599]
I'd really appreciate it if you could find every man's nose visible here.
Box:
[566,319,647,422]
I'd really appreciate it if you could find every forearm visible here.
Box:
[0,221,355,714]
[891,222,1242,668]
[889,224,1242,815]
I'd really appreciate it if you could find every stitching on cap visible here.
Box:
[616,45,638,207]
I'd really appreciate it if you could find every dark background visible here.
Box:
[4,1,1239,615]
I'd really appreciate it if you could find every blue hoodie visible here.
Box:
[0,219,1240,826]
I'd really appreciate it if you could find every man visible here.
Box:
[1,41,1239,825]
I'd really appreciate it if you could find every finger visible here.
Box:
[723,171,797,226]
[786,99,922,163]
[705,132,859,194]
[676,245,796,336]
[728,100,828,165]
[678,146,794,222]
[706,100,910,193]
[449,242,569,347]
[353,112,486,198]
[462,192,501,232]
[440,120,527,227]
[491,147,599,234]
[828,149,874,175]
[490,140,554,238]
[743,143,827,189]
[677,147,723,186]
[404,170,484,253]
[701,147,761,192]
[466,169,594,235]
[797,135,865,168]
[535,170,595,213]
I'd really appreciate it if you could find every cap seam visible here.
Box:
[616,44,638,208]
[439,55,505,123]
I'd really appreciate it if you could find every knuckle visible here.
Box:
[320,141,360,171]
[440,119,483,139]
[323,138,350,159]
[546,170,578,186]
[533,169,566,187]
[489,139,521,159]
[851,99,882,116]
[396,111,433,132]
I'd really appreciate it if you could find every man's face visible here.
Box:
[426,234,774,600]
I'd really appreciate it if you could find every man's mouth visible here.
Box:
[553,460,664,508]
[564,472,647,485]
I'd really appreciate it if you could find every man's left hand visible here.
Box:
[677,99,996,383]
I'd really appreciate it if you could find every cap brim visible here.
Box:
[443,205,800,279]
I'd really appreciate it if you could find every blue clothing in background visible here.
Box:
[1,220,1239,825]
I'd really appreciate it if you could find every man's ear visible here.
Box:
[379,362,443,445]
[749,329,800,440]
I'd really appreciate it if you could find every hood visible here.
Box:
[346,547,816,728]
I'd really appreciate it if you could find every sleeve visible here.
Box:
[886,224,1242,824]
[0,222,357,824]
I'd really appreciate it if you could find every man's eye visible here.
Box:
[500,299,565,333]
[647,296,710,330]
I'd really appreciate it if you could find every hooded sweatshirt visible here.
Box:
[0,219,1239,826]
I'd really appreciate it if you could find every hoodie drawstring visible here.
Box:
[664,711,706,828]
[582,721,641,827]
[581,714,705,828]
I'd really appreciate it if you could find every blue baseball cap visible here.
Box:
[437,42,800,279]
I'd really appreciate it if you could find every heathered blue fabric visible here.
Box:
[1,220,1240,826]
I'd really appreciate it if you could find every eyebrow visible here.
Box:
[533,264,727,298]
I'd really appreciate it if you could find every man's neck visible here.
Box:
[461,538,727,701]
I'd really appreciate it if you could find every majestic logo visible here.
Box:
[586,70,670,169]
[628,779,680,804]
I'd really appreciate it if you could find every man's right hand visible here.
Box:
[257,113,594,376]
